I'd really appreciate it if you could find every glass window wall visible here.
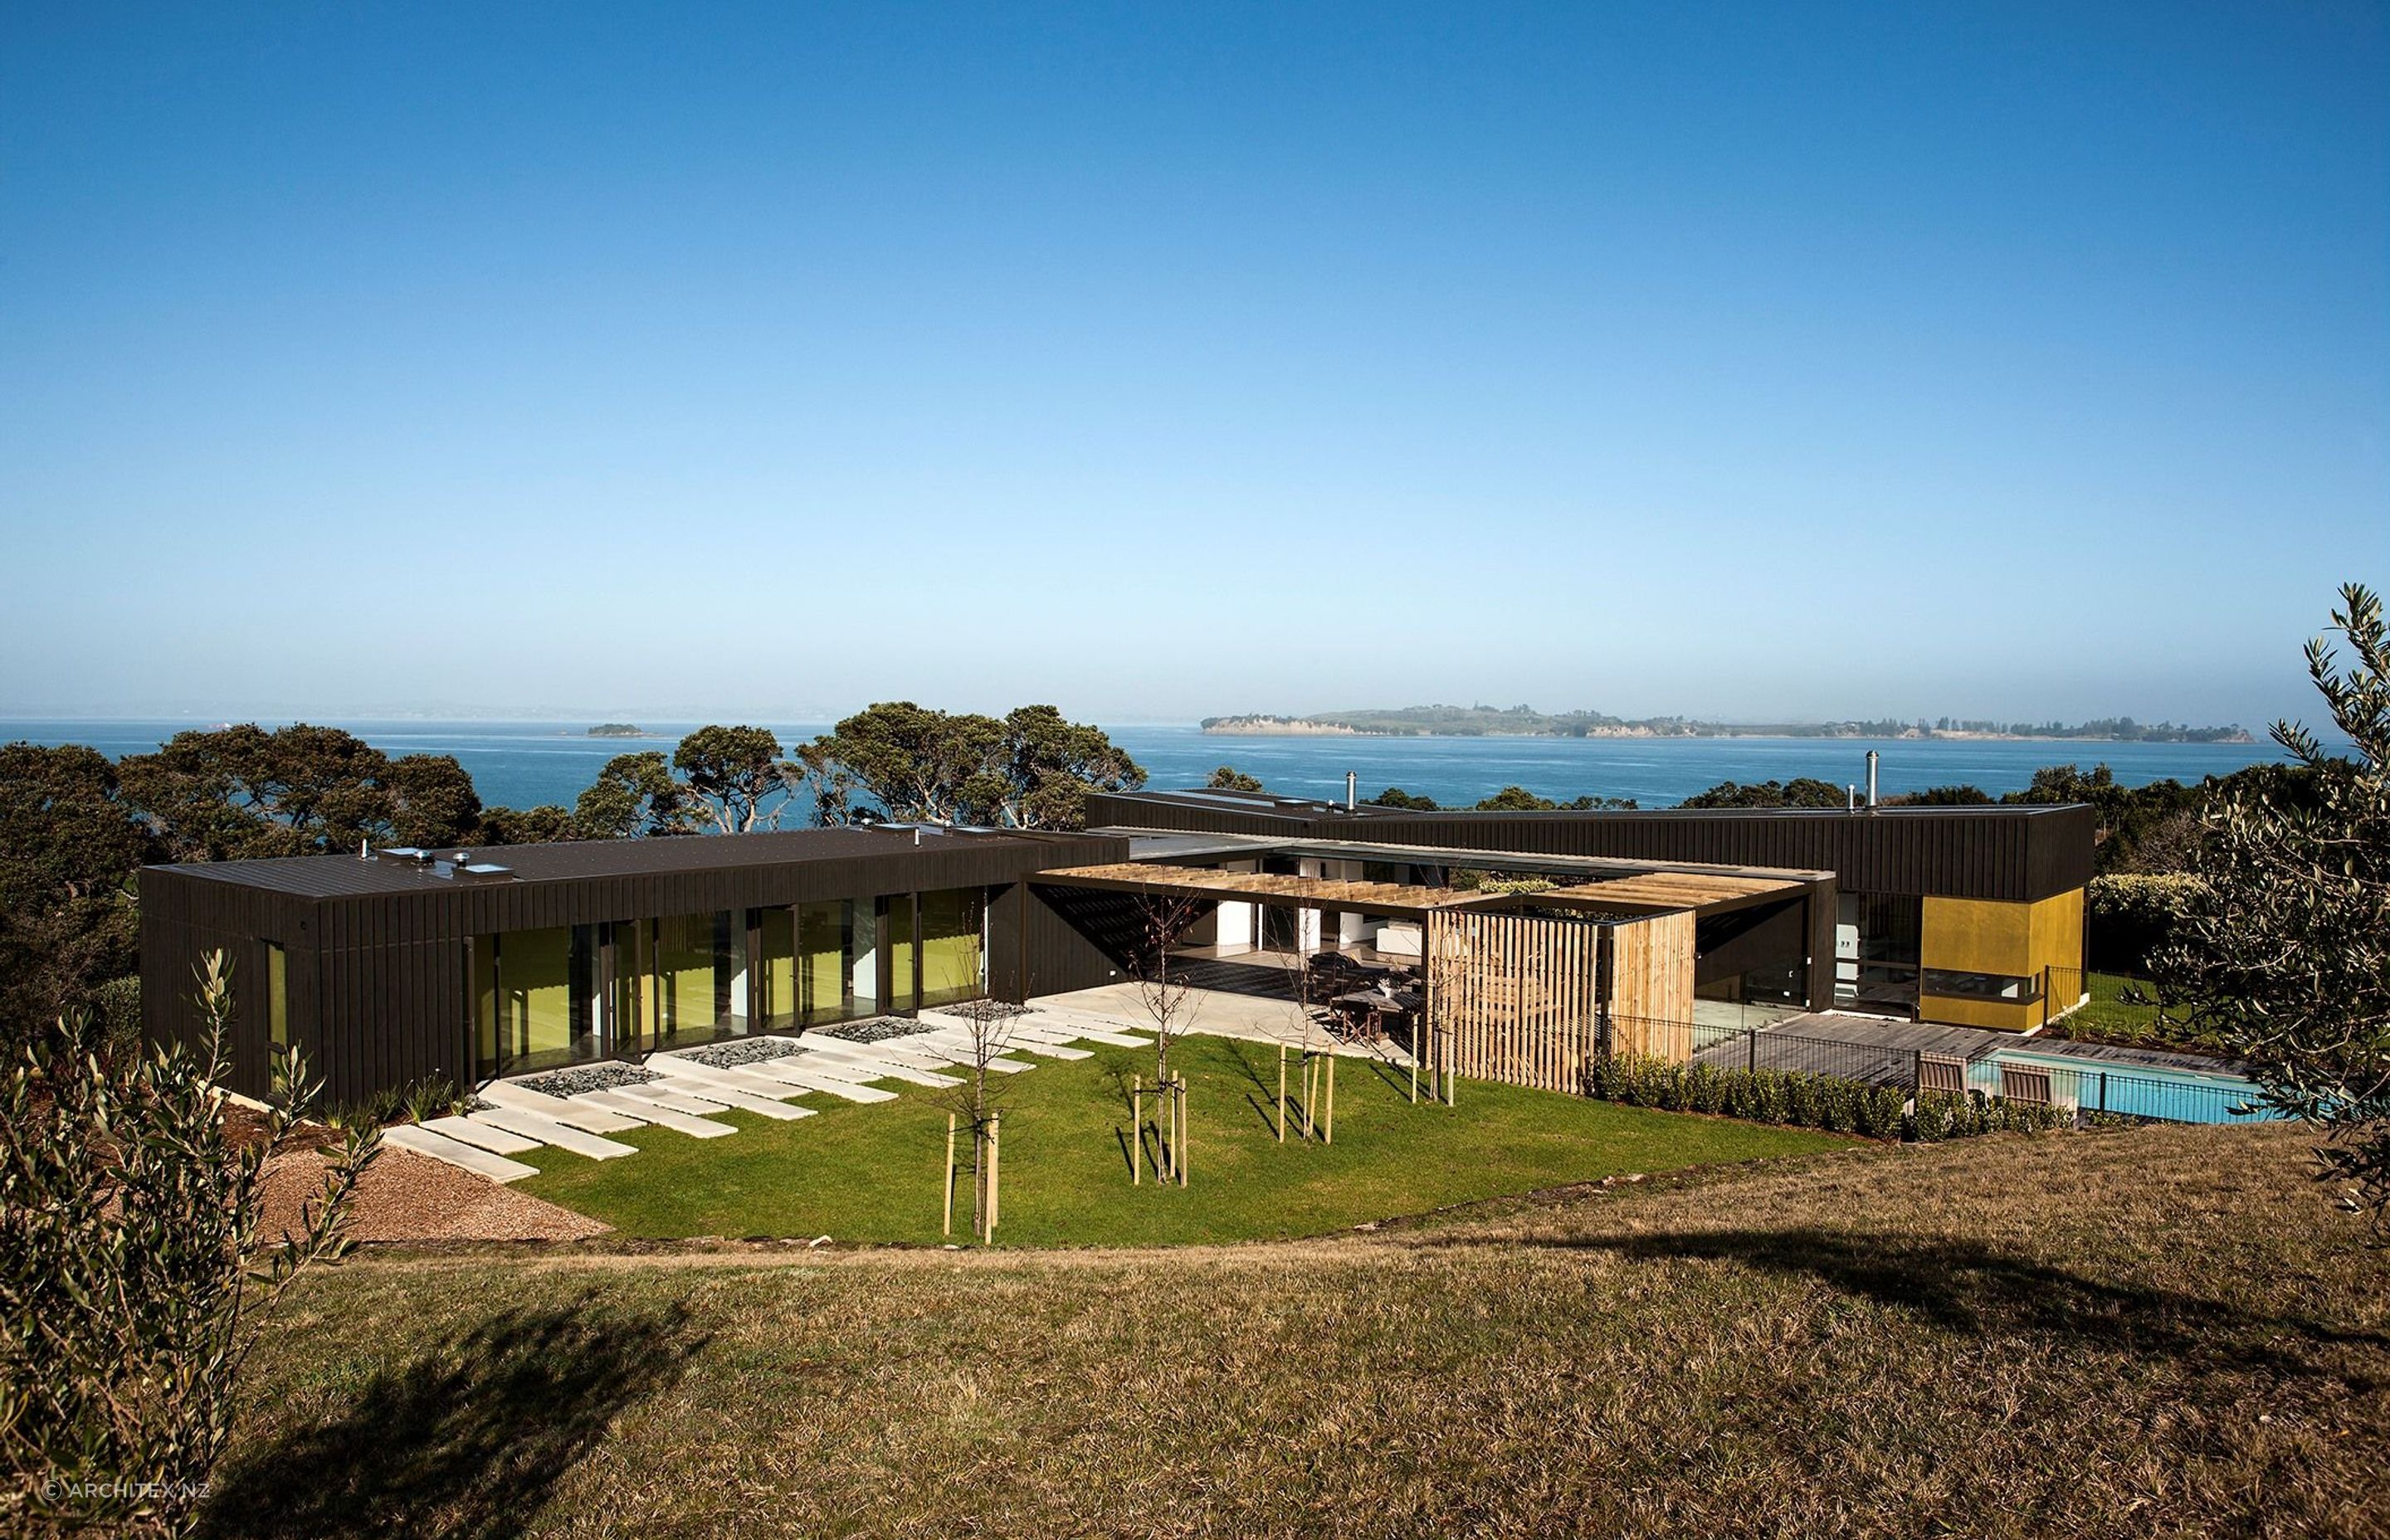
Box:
[264,941,289,1049]
[919,888,987,1008]
[883,893,918,1014]
[798,899,851,1023]
[476,924,602,1079]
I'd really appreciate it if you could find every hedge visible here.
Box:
[2086,872,2208,975]
[1582,1055,2068,1142]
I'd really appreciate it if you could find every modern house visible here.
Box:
[141,787,2094,1103]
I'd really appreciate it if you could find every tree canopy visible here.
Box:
[795,704,1144,830]
[1677,777,1846,810]
[2152,582,2390,1235]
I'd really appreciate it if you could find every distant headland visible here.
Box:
[1198,706,2254,743]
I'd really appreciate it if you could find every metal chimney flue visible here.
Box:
[1865,750,1879,811]
[1346,771,1358,811]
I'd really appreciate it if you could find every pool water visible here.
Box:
[1978,1050,2280,1125]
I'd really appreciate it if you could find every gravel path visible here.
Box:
[261,1145,610,1244]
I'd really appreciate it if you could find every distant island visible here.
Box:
[1199,706,2253,743]
[586,723,647,738]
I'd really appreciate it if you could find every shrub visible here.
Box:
[402,1076,459,1124]
[90,975,142,1064]
[1583,1055,2097,1143]
[2087,872,2207,975]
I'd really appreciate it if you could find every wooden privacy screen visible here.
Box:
[1425,909,1605,1094]
[1607,910,1697,1060]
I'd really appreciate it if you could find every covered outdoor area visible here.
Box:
[1029,850,1835,1099]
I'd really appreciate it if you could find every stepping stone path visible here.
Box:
[379,1006,1155,1182]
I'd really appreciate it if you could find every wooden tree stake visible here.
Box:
[1131,1074,1142,1185]
[1324,1052,1336,1145]
[944,1113,957,1236]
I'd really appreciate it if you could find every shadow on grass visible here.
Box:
[1465,1226,2387,1376]
[202,1294,707,1540]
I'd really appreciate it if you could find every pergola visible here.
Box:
[1500,871,1806,916]
[1031,860,1812,922]
[1031,854,1833,1102]
[1029,860,1500,920]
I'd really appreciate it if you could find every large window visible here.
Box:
[758,908,797,1029]
[1836,893,1923,1014]
[476,924,602,1078]
[651,911,750,1048]
[919,888,987,1008]
[1922,967,2042,1003]
[883,893,918,1014]
[797,899,851,1023]
[264,941,289,1049]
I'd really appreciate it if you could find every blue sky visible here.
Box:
[2,2,2383,728]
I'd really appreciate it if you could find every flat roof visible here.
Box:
[1105,789,2086,820]
[1097,829,1833,886]
[150,824,1097,901]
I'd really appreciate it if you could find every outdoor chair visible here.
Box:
[1917,1052,1967,1097]
[1998,1063,2054,1106]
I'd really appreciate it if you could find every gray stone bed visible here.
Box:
[677,1036,808,1070]
[943,1000,1032,1022]
[819,1016,938,1044]
[513,1062,656,1098]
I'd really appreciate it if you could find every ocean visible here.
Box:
[2,718,2292,815]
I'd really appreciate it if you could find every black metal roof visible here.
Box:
[148,824,1097,900]
[1085,791,2098,902]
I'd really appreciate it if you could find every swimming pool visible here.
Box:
[1978,1050,2280,1125]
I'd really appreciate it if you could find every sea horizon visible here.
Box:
[5,715,2298,815]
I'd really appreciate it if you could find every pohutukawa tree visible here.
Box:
[2153,582,2390,1235]
[794,703,1145,830]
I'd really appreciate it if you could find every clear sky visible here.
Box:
[2,2,2383,729]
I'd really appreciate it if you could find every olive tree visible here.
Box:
[0,953,378,1536]
[2153,582,2390,1235]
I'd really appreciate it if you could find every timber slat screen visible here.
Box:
[1425,909,1604,1094]
[1607,910,1697,1059]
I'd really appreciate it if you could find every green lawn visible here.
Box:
[2044,971,2226,1054]
[514,1034,1852,1245]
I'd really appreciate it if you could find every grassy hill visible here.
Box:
[207,1123,2384,1538]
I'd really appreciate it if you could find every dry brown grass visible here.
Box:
[207,1124,2389,1539]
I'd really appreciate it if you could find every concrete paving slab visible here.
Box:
[383,1123,539,1182]
[614,1084,740,1117]
[622,1075,812,1121]
[739,1060,901,1102]
[421,1114,540,1156]
[469,1106,637,1159]
[480,1080,645,1133]
[571,1090,735,1137]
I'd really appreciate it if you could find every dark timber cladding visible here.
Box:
[1084,791,2095,903]
[140,825,1128,1103]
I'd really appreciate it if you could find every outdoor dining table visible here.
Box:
[1332,987,1423,1040]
